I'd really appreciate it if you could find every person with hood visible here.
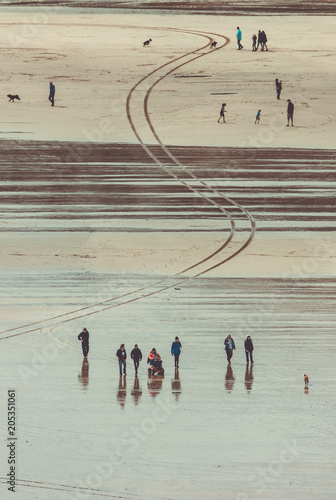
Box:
[78,327,89,358]
[244,335,254,364]
[171,336,182,368]
[224,334,236,363]
[147,348,161,366]
[116,343,127,376]
[130,344,142,375]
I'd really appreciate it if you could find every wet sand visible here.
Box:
[3,0,336,15]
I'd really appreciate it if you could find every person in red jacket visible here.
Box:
[116,344,127,376]
[147,348,161,365]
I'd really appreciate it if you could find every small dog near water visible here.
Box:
[210,41,217,49]
[143,38,152,47]
[7,94,20,102]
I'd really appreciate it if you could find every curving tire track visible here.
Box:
[0,26,255,348]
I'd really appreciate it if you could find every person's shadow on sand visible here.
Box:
[78,358,89,389]
[225,364,235,393]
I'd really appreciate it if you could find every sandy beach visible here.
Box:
[0,6,335,500]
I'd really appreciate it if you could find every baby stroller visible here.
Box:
[147,348,164,376]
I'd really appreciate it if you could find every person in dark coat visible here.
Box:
[78,327,89,358]
[116,344,127,375]
[130,344,142,375]
[49,81,55,106]
[261,31,268,51]
[244,335,254,364]
[224,334,236,363]
[287,99,294,126]
[171,336,182,368]
[256,30,262,50]
[275,79,282,100]
[252,34,257,51]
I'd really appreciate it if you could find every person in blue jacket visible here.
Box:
[236,27,243,50]
[171,336,182,368]
[116,344,127,376]
[224,334,236,364]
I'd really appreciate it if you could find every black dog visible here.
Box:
[143,38,152,47]
[210,41,217,49]
[7,94,20,102]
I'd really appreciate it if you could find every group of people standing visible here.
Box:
[78,328,182,376]
[236,27,268,51]
[252,30,268,51]
[224,334,254,364]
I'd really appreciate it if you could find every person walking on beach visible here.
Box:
[287,99,294,126]
[261,31,268,51]
[244,335,254,364]
[171,336,182,368]
[252,34,257,51]
[224,334,236,363]
[49,81,55,106]
[78,327,89,358]
[217,103,226,123]
[255,109,261,124]
[116,343,127,375]
[275,78,282,100]
[236,27,243,50]
[256,30,262,50]
[130,344,142,375]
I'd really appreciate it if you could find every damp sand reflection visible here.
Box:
[245,364,254,393]
[171,368,181,401]
[131,375,143,405]
[117,375,127,409]
[225,363,235,393]
[78,358,89,389]
[147,376,164,398]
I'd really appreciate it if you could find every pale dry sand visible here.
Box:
[0,12,335,148]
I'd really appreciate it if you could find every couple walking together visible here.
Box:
[224,335,254,364]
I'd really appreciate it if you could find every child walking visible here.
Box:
[255,109,261,124]
[217,103,226,123]
[252,34,257,51]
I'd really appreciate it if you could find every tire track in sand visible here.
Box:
[0,27,255,344]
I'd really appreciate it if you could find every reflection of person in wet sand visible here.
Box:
[171,368,182,401]
[225,363,235,393]
[78,358,89,389]
[147,377,163,398]
[117,375,127,409]
[244,364,254,393]
[131,376,142,405]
